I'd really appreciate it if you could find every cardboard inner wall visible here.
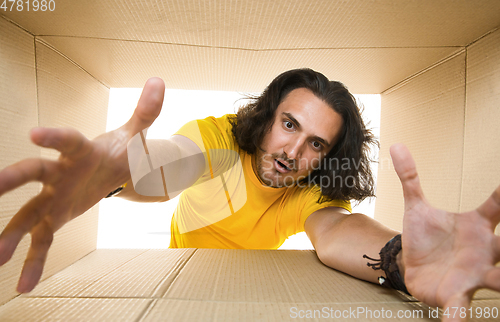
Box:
[374,29,500,232]
[0,17,109,305]
[461,30,500,216]
[3,0,500,94]
[35,36,460,94]
[0,0,500,318]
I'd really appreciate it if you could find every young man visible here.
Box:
[0,69,499,320]
[127,69,376,250]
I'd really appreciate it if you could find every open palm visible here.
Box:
[391,144,500,321]
[0,78,165,293]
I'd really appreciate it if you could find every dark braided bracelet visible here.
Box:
[363,234,411,296]
[105,183,127,198]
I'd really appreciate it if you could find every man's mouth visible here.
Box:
[275,159,292,173]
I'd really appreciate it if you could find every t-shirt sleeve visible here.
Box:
[174,115,236,180]
[296,185,351,233]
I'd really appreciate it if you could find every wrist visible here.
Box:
[105,182,127,198]
[363,234,411,295]
[396,248,405,281]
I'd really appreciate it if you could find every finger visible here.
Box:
[17,220,53,293]
[0,193,52,266]
[476,185,500,224]
[389,143,426,205]
[0,158,58,197]
[30,127,92,159]
[124,77,165,135]
[483,266,500,292]
[496,235,500,263]
[442,293,472,322]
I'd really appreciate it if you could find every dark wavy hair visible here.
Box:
[229,68,378,203]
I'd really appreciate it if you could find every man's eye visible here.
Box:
[284,121,293,129]
[312,141,322,149]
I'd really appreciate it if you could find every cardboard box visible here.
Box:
[1,0,499,320]
[1,249,500,321]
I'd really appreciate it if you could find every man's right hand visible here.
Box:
[0,77,165,293]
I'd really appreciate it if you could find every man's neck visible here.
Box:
[251,153,265,185]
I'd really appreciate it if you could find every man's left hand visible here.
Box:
[391,143,500,322]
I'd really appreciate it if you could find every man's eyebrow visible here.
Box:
[281,112,331,147]
[282,112,300,128]
[311,135,330,147]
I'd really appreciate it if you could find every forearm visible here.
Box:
[114,135,205,202]
[307,212,400,284]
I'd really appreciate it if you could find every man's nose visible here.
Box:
[284,138,305,161]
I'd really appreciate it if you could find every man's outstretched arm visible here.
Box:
[305,208,400,285]
[117,135,205,203]
[0,78,170,292]
[306,144,500,322]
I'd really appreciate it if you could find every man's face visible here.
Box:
[253,88,343,188]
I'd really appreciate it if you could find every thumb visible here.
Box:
[390,143,426,206]
[442,293,471,322]
[124,77,165,135]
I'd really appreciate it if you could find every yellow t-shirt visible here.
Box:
[169,114,351,249]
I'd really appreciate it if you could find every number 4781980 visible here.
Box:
[1,0,55,12]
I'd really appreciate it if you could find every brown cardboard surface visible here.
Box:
[461,28,500,214]
[0,297,151,322]
[0,16,39,306]
[25,249,149,297]
[74,248,195,298]
[37,208,99,284]
[375,26,500,235]
[375,53,466,231]
[37,35,460,93]
[164,249,411,303]
[143,300,437,321]
[0,211,100,304]
[0,16,109,305]
[3,1,500,93]
[0,17,40,219]
[1,249,499,321]
[35,40,109,159]
[2,1,498,48]
[475,288,500,301]
[24,249,194,298]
